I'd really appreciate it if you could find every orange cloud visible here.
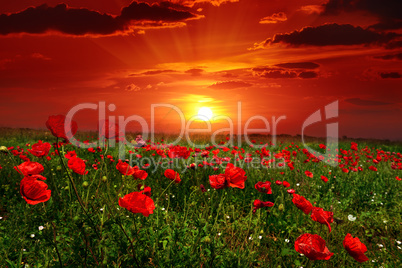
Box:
[299,5,324,15]
[259,12,287,24]
[169,0,239,7]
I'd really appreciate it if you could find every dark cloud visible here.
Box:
[345,98,392,106]
[298,71,318,79]
[369,20,402,31]
[374,53,402,60]
[275,62,319,69]
[120,1,195,22]
[322,0,402,31]
[380,72,401,79]
[385,40,402,50]
[208,80,252,90]
[0,1,198,36]
[258,23,399,48]
[141,69,177,75]
[185,68,204,76]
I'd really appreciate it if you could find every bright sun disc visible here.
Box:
[198,107,213,121]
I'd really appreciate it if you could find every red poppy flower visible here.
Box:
[209,174,227,189]
[287,162,295,170]
[343,233,369,263]
[68,157,88,175]
[164,169,181,183]
[133,169,148,180]
[28,140,51,157]
[320,175,328,183]
[200,184,207,192]
[295,233,334,260]
[20,175,51,205]
[188,163,197,169]
[116,160,135,176]
[369,166,377,172]
[253,199,274,213]
[46,115,78,141]
[118,191,155,217]
[396,176,401,181]
[255,181,272,194]
[15,161,44,176]
[292,194,313,215]
[225,163,247,189]
[319,144,326,149]
[137,184,151,197]
[305,170,313,178]
[141,187,151,197]
[275,180,282,185]
[19,154,30,162]
[201,150,209,157]
[168,146,191,159]
[311,207,334,233]
[287,188,295,194]
[283,181,290,188]
[351,142,358,151]
[64,150,77,159]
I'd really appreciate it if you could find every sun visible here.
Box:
[197,107,213,121]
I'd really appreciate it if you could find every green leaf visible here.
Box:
[280,248,293,256]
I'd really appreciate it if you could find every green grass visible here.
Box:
[0,128,401,267]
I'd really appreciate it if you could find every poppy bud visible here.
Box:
[82,181,89,188]
[278,204,284,211]
[0,146,8,153]
[102,176,108,182]
[56,166,62,171]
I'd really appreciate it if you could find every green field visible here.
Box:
[0,128,401,267]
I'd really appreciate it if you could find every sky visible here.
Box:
[0,0,401,140]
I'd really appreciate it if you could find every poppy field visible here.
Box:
[0,117,401,267]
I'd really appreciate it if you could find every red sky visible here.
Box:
[0,0,401,140]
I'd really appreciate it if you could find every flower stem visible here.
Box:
[104,197,140,267]
[51,222,64,268]
[157,178,177,202]
[55,138,101,239]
